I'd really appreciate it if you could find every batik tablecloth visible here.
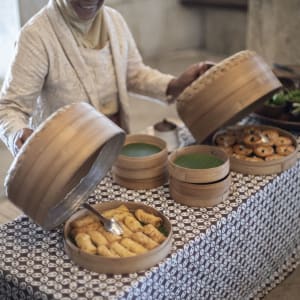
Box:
[1,121,300,300]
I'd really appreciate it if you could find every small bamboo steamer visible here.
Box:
[63,201,172,274]
[168,145,230,183]
[213,125,298,175]
[5,103,125,230]
[168,145,230,207]
[169,174,231,207]
[112,134,168,189]
[176,50,282,142]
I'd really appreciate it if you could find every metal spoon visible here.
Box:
[82,202,123,236]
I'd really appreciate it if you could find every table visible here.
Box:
[1,119,300,300]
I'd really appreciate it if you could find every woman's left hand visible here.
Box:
[166,61,215,102]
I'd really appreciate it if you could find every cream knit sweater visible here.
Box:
[0,0,174,154]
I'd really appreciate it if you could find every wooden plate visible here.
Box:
[64,201,172,274]
[5,103,125,229]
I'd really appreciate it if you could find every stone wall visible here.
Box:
[247,0,300,65]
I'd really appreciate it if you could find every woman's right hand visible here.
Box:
[14,128,33,155]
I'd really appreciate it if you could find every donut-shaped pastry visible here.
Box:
[215,134,236,147]
[243,156,264,162]
[265,154,284,161]
[276,145,296,156]
[261,129,279,145]
[274,136,293,146]
[254,145,274,158]
[243,134,263,147]
[233,144,253,156]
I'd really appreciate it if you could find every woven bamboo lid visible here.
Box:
[176,50,282,142]
[5,103,125,230]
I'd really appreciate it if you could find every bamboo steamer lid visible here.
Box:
[176,50,282,142]
[5,103,125,230]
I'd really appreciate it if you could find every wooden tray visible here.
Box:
[176,50,282,142]
[64,201,172,274]
[5,103,125,230]
[112,134,168,189]
[213,125,298,175]
[169,174,231,207]
[168,145,230,183]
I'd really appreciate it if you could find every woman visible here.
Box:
[0,0,211,156]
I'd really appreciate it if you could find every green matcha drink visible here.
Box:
[121,143,161,157]
[174,153,224,169]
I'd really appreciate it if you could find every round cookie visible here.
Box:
[233,144,253,156]
[243,134,263,147]
[254,145,274,158]
[274,136,293,146]
[215,133,236,147]
[276,145,295,156]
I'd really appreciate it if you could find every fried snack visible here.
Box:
[97,245,120,258]
[124,215,143,232]
[88,230,108,246]
[233,144,253,156]
[243,134,262,147]
[215,133,236,147]
[261,129,279,144]
[71,221,101,237]
[110,241,136,257]
[119,223,133,237]
[143,224,166,243]
[131,232,159,250]
[102,205,130,218]
[71,214,97,228]
[243,127,262,136]
[276,145,295,156]
[120,238,148,255]
[107,212,134,222]
[98,226,121,243]
[253,145,274,158]
[75,233,97,254]
[135,209,162,227]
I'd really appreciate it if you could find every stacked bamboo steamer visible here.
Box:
[5,103,125,230]
[176,50,282,143]
[112,134,168,189]
[168,145,231,207]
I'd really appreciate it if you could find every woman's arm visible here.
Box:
[0,27,48,154]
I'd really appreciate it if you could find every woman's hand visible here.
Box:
[166,61,215,102]
[13,128,34,155]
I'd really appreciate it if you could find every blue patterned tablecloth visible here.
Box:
[0,119,300,300]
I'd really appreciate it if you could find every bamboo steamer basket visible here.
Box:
[169,174,231,207]
[112,134,168,189]
[213,125,298,175]
[5,103,125,230]
[168,145,230,207]
[168,145,230,183]
[176,50,282,142]
[64,201,172,274]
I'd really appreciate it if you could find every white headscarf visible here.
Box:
[55,0,108,49]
